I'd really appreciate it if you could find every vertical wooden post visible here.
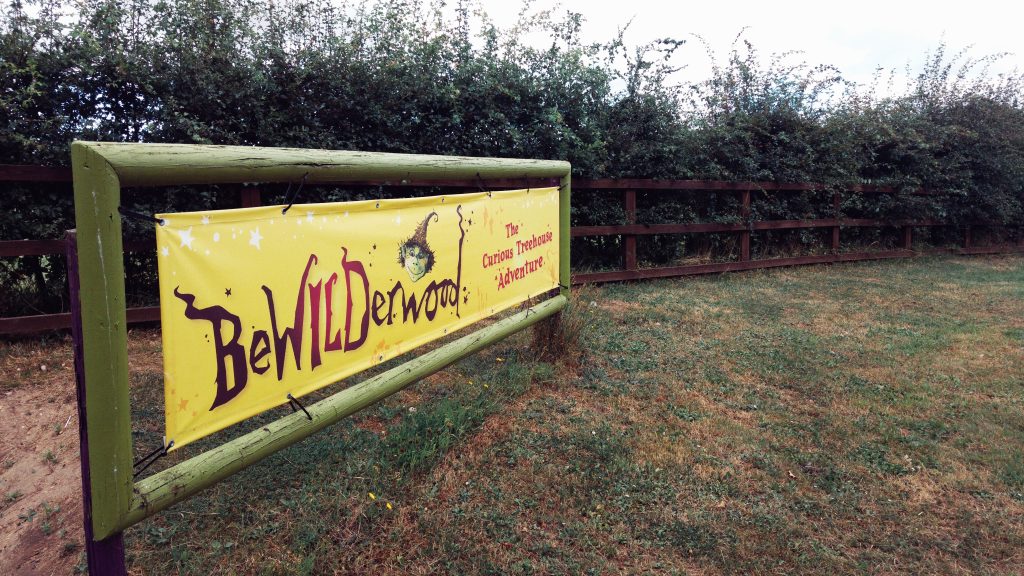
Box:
[536,171,571,359]
[70,143,134,542]
[831,192,841,253]
[559,172,571,297]
[240,186,262,208]
[624,190,637,271]
[902,226,913,250]
[739,190,751,261]
[67,230,128,575]
[963,225,972,249]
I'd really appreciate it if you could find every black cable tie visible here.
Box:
[132,444,164,469]
[133,440,173,478]
[118,206,165,226]
[476,172,490,194]
[523,175,530,193]
[281,172,310,215]
[287,393,313,421]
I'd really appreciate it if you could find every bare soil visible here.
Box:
[0,342,83,575]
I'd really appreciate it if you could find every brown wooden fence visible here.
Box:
[2,165,1021,335]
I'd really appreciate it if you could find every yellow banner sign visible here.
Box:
[156,188,559,449]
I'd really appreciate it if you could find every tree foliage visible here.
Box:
[1,0,1022,315]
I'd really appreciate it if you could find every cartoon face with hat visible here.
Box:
[398,211,437,282]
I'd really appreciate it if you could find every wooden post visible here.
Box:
[831,192,841,253]
[69,141,573,536]
[902,226,913,250]
[67,230,128,574]
[70,143,134,542]
[964,225,972,249]
[624,190,637,271]
[740,190,751,261]
[240,186,262,208]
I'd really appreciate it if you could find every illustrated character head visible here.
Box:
[398,211,437,282]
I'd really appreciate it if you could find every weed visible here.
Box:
[853,442,909,476]
[42,501,60,517]
[18,508,36,524]
[36,254,1016,575]
[1000,455,1024,501]
[43,449,57,464]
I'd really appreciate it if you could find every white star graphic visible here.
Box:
[213,232,220,242]
[306,211,314,222]
[161,246,169,257]
[249,228,263,249]
[179,227,195,249]
[201,215,210,225]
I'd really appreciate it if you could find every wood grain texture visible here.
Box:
[81,142,571,187]
[70,142,135,540]
[123,295,567,532]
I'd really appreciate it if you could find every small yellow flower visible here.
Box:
[386,502,393,510]
[496,357,504,362]
[469,380,474,385]
[368,492,376,500]
[483,383,489,389]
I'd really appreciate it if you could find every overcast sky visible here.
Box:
[474,0,1021,92]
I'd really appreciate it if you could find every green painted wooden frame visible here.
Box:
[71,142,571,540]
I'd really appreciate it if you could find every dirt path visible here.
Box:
[0,349,84,575]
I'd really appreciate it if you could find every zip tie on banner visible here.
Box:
[133,440,174,478]
[118,206,165,226]
[281,172,310,215]
[476,172,491,197]
[287,393,313,421]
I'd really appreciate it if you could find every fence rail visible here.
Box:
[2,164,1021,335]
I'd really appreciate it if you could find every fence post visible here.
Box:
[240,186,262,208]
[740,190,751,261]
[624,189,637,271]
[67,230,128,575]
[902,226,913,250]
[963,225,972,249]
[831,191,841,253]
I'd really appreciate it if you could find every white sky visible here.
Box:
[475,0,1022,93]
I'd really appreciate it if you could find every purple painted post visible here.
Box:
[67,230,128,575]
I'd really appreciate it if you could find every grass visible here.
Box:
[6,254,1023,574]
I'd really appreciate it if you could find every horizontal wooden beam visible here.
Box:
[0,239,67,257]
[0,306,160,335]
[573,251,917,283]
[958,245,1024,255]
[0,164,72,182]
[0,239,153,257]
[115,294,568,537]
[78,142,571,187]
[572,179,936,195]
[571,219,946,237]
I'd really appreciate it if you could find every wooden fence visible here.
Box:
[2,165,1021,335]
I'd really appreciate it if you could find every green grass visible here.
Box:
[73,255,1024,574]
